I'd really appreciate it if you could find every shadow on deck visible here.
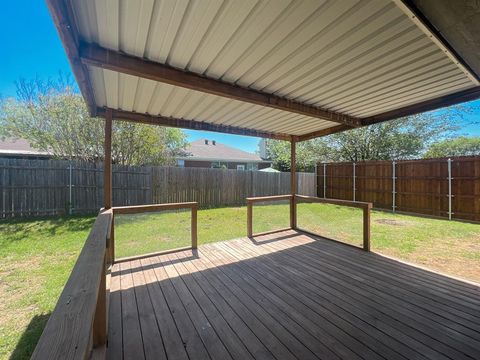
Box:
[107,230,480,360]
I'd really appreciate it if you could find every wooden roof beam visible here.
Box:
[97,108,292,141]
[296,125,352,142]
[46,0,97,116]
[80,43,362,128]
[361,85,480,126]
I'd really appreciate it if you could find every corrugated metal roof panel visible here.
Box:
[73,0,479,137]
[93,67,341,135]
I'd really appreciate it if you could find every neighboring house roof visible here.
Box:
[178,139,269,163]
[0,138,50,157]
[259,167,280,173]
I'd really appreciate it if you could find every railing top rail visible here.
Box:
[113,202,198,214]
[31,208,112,360]
[246,194,293,203]
[295,194,372,210]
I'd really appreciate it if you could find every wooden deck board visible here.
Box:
[218,237,467,360]
[251,240,479,358]
[119,261,145,360]
[197,246,341,360]
[107,230,480,360]
[174,251,276,360]
[214,242,421,360]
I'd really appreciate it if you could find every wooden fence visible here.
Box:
[316,156,480,222]
[0,158,315,218]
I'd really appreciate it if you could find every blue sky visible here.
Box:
[0,1,478,154]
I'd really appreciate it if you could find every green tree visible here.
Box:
[264,108,472,170]
[324,112,462,162]
[424,137,480,158]
[264,138,331,172]
[0,76,187,165]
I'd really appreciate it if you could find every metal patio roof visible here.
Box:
[48,0,480,141]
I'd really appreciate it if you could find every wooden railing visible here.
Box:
[31,201,198,359]
[111,202,198,262]
[295,195,372,251]
[246,195,294,237]
[31,208,113,360]
[247,194,372,251]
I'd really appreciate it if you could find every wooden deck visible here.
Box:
[107,230,480,360]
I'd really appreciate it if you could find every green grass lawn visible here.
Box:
[1,203,479,359]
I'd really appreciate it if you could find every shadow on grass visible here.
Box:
[9,313,50,360]
[0,215,95,243]
[114,210,191,227]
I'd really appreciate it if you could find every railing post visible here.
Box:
[191,203,198,248]
[93,255,107,347]
[290,195,296,229]
[109,214,115,263]
[363,204,372,251]
[247,201,253,237]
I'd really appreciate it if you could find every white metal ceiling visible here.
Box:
[72,0,478,136]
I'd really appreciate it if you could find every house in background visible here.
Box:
[177,138,270,170]
[0,138,51,159]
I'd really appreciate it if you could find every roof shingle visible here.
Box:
[179,139,267,163]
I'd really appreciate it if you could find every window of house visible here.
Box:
[212,162,227,169]
[246,163,258,171]
[237,165,245,170]
[177,159,185,167]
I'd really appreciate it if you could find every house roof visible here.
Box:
[0,138,50,157]
[48,0,480,142]
[179,139,267,163]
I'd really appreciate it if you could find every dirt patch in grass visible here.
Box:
[379,237,480,283]
[0,256,44,326]
[375,218,412,226]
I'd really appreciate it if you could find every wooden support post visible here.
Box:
[247,201,253,237]
[92,255,107,347]
[363,203,372,251]
[104,109,113,209]
[191,204,198,249]
[290,140,297,229]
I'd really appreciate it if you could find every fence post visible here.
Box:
[323,163,327,199]
[353,162,356,202]
[314,164,318,197]
[392,161,396,213]
[2,163,5,218]
[69,162,73,215]
[447,158,452,220]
